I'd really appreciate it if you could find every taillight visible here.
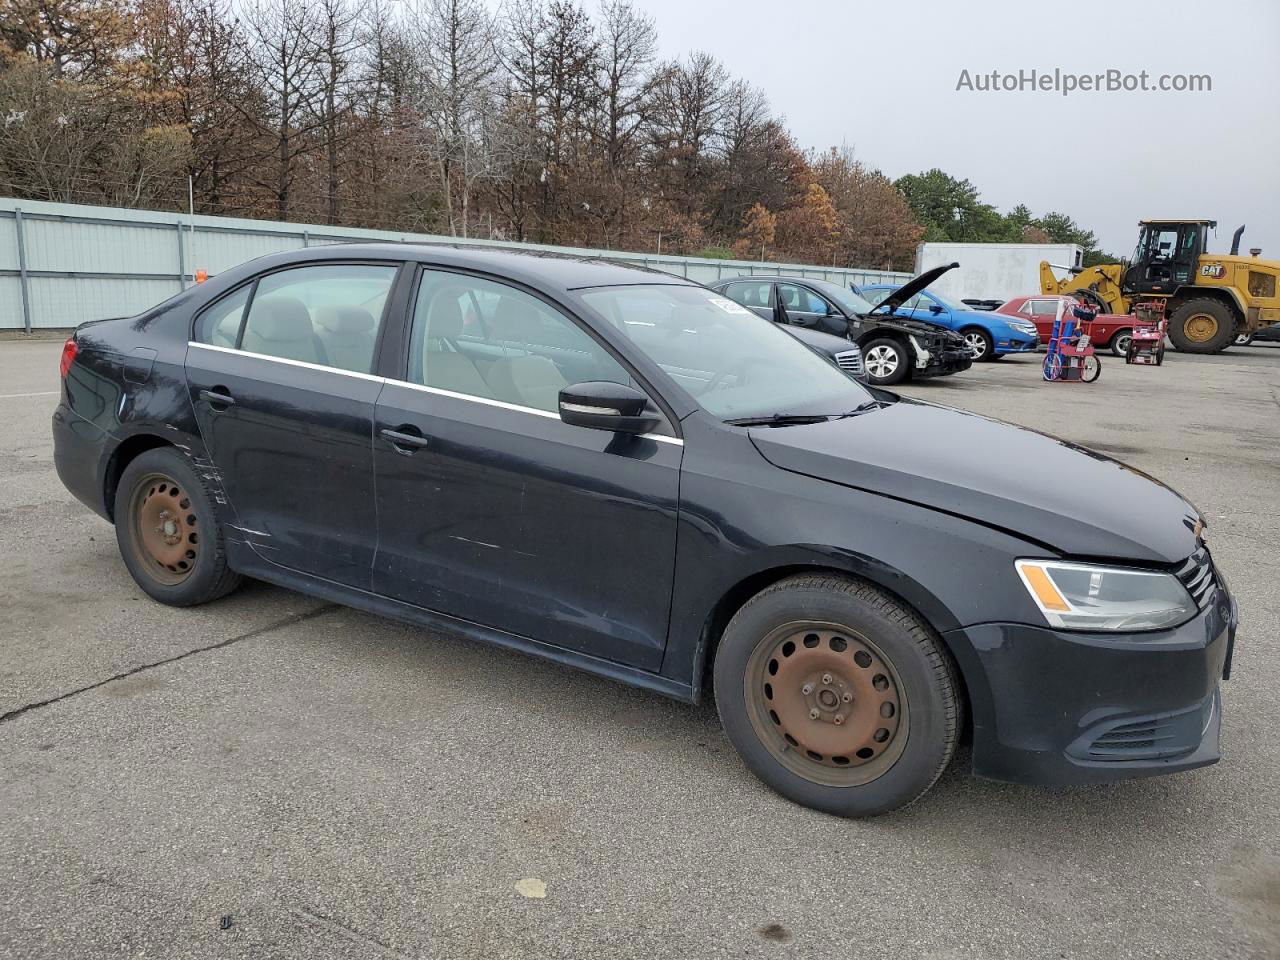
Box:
[59,336,78,379]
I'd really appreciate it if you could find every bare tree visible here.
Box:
[242,0,326,220]
[403,0,499,236]
[313,0,362,223]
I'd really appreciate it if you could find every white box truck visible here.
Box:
[915,242,1083,305]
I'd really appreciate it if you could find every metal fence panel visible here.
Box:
[0,197,912,329]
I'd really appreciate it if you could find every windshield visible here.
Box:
[798,278,876,316]
[925,291,962,311]
[578,284,872,421]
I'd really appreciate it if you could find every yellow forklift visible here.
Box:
[1040,220,1280,353]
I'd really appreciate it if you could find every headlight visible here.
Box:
[1014,559,1196,631]
[1010,322,1037,334]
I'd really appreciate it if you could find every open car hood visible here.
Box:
[871,262,960,313]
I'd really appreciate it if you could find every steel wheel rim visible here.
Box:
[1185,313,1218,342]
[963,332,987,358]
[1115,333,1132,354]
[744,620,909,787]
[129,472,199,585]
[865,345,899,378]
[1234,332,1251,345]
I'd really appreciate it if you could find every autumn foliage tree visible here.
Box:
[0,0,1109,270]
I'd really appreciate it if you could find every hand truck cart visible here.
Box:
[1043,296,1101,383]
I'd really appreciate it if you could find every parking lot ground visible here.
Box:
[2,339,1279,959]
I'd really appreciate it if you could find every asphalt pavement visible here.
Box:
[2,338,1278,959]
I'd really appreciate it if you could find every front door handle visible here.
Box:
[200,387,236,409]
[380,426,430,454]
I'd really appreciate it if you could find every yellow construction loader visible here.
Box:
[1040,220,1280,353]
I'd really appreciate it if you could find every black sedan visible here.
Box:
[53,245,1236,816]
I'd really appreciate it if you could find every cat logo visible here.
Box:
[1200,263,1227,280]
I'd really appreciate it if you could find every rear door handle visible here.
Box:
[380,426,430,454]
[200,387,236,409]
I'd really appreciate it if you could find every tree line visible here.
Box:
[0,0,1115,269]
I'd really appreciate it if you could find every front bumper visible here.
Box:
[994,335,1039,355]
[943,583,1236,786]
[913,347,974,379]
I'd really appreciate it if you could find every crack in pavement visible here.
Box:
[290,907,414,958]
[0,603,338,726]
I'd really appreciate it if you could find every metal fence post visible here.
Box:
[302,230,310,248]
[14,208,32,333]
[176,221,186,290]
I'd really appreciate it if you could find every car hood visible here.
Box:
[748,397,1200,564]
[872,262,960,312]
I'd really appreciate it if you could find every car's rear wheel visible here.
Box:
[861,338,909,385]
[713,574,961,817]
[115,447,242,606]
[1109,328,1134,357]
[960,327,993,361]
[1234,331,1255,347]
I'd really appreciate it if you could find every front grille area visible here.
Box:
[1175,545,1217,609]
[1068,696,1214,762]
[834,348,863,376]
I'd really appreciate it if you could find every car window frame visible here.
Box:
[385,263,683,440]
[189,258,411,377]
[776,281,834,317]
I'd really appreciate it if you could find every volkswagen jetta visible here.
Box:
[52,245,1237,816]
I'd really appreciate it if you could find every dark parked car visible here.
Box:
[775,322,865,380]
[53,245,1236,816]
[1235,321,1280,346]
[710,272,973,386]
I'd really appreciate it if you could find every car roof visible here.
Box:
[228,242,696,292]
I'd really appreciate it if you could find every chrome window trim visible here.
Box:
[186,341,683,446]
[188,341,386,382]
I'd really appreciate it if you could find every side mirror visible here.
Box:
[558,381,661,435]
[929,304,944,314]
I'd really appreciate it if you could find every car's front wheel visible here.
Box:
[115,447,242,606]
[861,337,909,385]
[713,574,962,817]
[960,327,993,361]
[1234,330,1255,347]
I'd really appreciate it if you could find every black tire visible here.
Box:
[1167,298,1236,354]
[114,446,242,606]
[1109,328,1134,358]
[860,337,910,386]
[1076,288,1110,314]
[1082,354,1101,382]
[713,574,962,817]
[959,327,994,362]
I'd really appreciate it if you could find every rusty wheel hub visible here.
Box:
[131,474,199,584]
[746,623,907,786]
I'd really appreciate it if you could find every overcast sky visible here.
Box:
[634,0,1280,259]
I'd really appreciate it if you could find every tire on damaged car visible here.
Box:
[713,574,962,817]
[861,337,910,385]
[114,446,242,606]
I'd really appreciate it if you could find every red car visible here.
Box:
[995,295,1137,358]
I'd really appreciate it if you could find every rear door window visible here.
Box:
[236,263,398,373]
[193,286,251,348]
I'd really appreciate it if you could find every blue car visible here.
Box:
[857,283,1039,361]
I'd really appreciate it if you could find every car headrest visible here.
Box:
[250,297,313,341]
[315,305,375,335]
[427,288,465,339]
[491,295,530,342]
